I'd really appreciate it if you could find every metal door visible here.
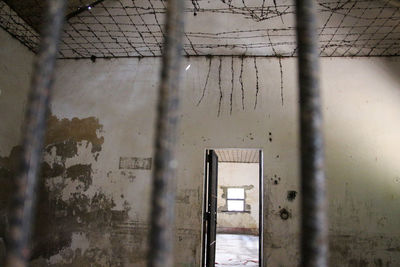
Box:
[205,150,218,267]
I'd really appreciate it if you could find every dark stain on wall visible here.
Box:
[246,133,254,140]
[66,164,93,191]
[0,145,22,253]
[0,113,140,265]
[348,258,369,266]
[120,170,137,182]
[0,146,22,202]
[32,188,131,261]
[41,161,64,178]
[45,114,104,156]
[271,174,280,185]
[374,258,384,267]
[287,190,297,201]
[329,234,400,266]
[30,113,127,262]
[279,208,290,220]
[46,139,78,159]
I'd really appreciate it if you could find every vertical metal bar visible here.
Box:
[5,1,66,267]
[296,0,328,266]
[148,0,184,266]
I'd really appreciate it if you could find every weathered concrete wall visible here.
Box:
[45,56,400,267]
[1,34,400,266]
[323,58,400,266]
[217,162,259,234]
[0,27,34,154]
[0,27,34,265]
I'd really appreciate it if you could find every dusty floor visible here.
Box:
[215,234,259,266]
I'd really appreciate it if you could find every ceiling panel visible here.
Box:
[215,149,259,163]
[3,0,98,31]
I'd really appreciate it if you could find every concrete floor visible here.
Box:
[215,234,259,266]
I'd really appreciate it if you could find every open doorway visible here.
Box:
[202,149,263,267]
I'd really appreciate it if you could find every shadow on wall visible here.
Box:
[326,136,400,266]
[379,57,400,88]
[323,65,400,266]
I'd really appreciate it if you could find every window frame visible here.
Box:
[225,187,247,212]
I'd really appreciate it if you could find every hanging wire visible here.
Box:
[0,0,399,58]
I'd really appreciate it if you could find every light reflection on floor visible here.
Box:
[215,234,259,266]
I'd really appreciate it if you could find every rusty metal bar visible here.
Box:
[5,1,67,266]
[148,0,184,266]
[296,0,328,266]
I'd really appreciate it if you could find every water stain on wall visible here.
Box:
[329,234,399,266]
[65,164,93,191]
[45,114,104,159]
[0,113,145,266]
[279,208,290,220]
[0,145,22,247]
[287,191,297,202]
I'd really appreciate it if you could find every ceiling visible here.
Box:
[215,149,260,163]
[0,0,399,58]
[2,0,96,31]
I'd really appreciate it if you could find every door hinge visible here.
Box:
[204,211,210,221]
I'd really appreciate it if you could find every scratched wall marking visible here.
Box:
[119,157,152,170]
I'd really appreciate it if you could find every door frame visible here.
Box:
[201,150,209,266]
[259,150,264,266]
[201,148,264,267]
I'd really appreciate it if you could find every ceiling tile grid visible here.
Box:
[215,149,260,163]
[0,1,40,51]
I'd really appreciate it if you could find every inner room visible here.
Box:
[214,149,261,266]
[1,0,400,266]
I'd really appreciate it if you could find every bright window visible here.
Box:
[227,188,245,211]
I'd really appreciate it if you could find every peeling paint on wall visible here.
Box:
[0,112,151,266]
[45,114,104,159]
